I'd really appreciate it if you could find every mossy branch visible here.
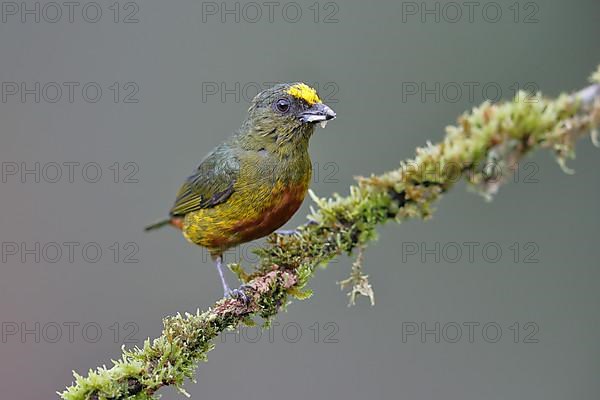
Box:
[60,66,600,400]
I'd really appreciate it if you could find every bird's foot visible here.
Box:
[225,285,250,304]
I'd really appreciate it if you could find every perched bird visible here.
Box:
[145,82,336,298]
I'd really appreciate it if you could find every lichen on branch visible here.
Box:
[60,66,600,400]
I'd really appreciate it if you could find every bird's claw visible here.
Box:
[226,286,250,304]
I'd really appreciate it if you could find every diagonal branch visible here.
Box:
[60,67,600,400]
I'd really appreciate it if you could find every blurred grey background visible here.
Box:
[1,0,599,399]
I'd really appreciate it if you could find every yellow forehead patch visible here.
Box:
[286,83,321,105]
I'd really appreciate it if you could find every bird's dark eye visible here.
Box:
[274,98,291,114]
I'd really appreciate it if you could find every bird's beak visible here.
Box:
[299,103,336,128]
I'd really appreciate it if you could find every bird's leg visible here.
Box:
[214,255,248,303]
[214,255,231,295]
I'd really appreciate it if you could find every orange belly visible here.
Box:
[182,181,308,255]
[232,188,304,242]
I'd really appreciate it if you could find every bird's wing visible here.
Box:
[169,144,240,216]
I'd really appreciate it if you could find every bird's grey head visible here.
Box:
[243,82,336,145]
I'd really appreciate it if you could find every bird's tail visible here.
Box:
[144,218,171,232]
